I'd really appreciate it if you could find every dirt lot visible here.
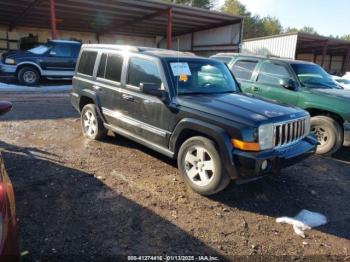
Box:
[0,91,349,261]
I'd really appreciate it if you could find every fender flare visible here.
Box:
[79,89,106,122]
[16,62,43,75]
[170,118,238,179]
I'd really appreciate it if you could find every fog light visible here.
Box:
[261,160,268,171]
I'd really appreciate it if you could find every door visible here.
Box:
[94,52,124,127]
[40,43,76,74]
[252,61,299,105]
[229,59,259,93]
[119,56,173,148]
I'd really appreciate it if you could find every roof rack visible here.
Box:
[81,44,140,52]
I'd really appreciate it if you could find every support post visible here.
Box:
[166,7,173,50]
[50,0,57,39]
[321,41,328,68]
[342,46,350,75]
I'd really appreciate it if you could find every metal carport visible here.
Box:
[0,0,242,53]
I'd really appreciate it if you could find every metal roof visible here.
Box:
[0,0,242,37]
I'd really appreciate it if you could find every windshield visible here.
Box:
[291,63,339,89]
[28,45,51,55]
[167,59,238,95]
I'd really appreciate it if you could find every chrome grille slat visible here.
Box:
[273,117,309,148]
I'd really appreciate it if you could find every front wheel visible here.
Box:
[17,66,40,85]
[177,136,230,195]
[311,116,343,155]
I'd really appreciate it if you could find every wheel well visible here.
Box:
[79,96,94,111]
[174,129,217,158]
[16,64,41,76]
[306,108,344,125]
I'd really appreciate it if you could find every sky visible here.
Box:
[217,0,350,37]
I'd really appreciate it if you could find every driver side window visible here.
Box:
[257,62,292,86]
[50,45,72,57]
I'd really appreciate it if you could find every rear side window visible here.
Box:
[77,51,97,76]
[127,58,162,88]
[105,54,124,82]
[257,62,292,85]
[231,60,258,81]
[97,53,107,78]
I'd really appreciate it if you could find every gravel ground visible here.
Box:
[0,92,349,261]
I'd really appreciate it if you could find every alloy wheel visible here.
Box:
[83,110,97,137]
[184,146,215,187]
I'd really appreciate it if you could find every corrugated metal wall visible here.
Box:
[241,34,298,59]
[159,23,242,56]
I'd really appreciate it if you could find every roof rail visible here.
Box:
[81,44,140,52]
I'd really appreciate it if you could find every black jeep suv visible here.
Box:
[70,45,317,195]
[0,40,81,85]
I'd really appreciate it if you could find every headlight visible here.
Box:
[259,124,274,150]
[4,58,16,65]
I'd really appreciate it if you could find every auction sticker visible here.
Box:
[170,62,192,76]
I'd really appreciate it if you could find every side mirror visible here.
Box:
[49,50,56,56]
[0,101,12,116]
[140,83,167,100]
[279,78,298,90]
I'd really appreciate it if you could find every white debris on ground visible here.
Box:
[0,81,71,93]
[276,209,327,238]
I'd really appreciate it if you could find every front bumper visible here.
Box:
[0,61,17,77]
[232,135,317,180]
[343,122,350,146]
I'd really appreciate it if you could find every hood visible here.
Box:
[176,93,306,126]
[2,50,42,61]
[308,88,350,100]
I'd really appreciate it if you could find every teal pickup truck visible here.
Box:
[221,54,350,155]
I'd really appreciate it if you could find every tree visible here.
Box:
[221,0,282,39]
[162,0,213,9]
[284,26,318,35]
[341,35,350,41]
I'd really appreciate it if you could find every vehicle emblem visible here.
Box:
[290,114,296,118]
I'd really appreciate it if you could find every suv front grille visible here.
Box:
[274,117,309,148]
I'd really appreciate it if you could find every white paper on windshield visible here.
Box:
[170,62,192,76]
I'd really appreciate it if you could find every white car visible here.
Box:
[332,75,350,90]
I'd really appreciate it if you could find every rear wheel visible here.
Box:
[17,66,40,85]
[311,116,343,155]
[81,104,107,140]
[177,136,230,195]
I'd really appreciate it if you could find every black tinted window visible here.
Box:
[97,53,107,78]
[257,62,291,85]
[231,60,258,80]
[77,51,97,76]
[105,54,123,82]
[127,58,161,88]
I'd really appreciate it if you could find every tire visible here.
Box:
[177,136,230,195]
[81,104,107,140]
[17,66,40,85]
[311,116,343,155]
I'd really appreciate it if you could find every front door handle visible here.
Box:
[252,86,260,92]
[121,93,134,102]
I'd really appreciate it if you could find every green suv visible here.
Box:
[225,54,350,155]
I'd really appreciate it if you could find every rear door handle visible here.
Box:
[252,86,260,92]
[121,93,134,102]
